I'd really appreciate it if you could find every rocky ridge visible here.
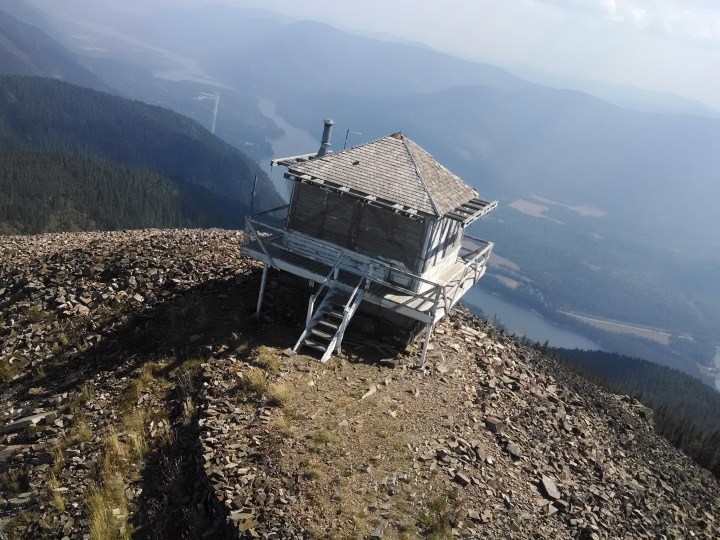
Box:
[1,229,719,539]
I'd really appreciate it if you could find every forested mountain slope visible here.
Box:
[552,347,720,478]
[0,153,244,234]
[0,76,281,232]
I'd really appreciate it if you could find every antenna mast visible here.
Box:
[343,129,362,150]
[250,174,258,216]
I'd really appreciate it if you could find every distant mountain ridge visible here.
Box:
[504,64,720,118]
[0,9,103,88]
[123,10,533,98]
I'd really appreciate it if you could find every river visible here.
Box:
[257,98,318,200]
[463,286,601,350]
[259,100,601,350]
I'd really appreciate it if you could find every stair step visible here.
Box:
[310,328,333,340]
[317,319,340,330]
[303,339,329,352]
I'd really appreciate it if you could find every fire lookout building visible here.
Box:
[243,120,497,365]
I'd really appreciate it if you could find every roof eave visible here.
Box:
[284,170,434,221]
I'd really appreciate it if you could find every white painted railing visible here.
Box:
[243,212,493,319]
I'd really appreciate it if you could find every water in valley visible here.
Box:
[463,286,601,350]
[257,98,318,200]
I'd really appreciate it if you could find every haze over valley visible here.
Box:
[3,1,720,536]
[2,0,720,381]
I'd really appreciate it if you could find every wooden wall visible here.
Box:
[286,183,428,272]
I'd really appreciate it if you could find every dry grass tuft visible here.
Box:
[126,431,148,458]
[0,467,30,494]
[24,306,50,322]
[253,346,281,373]
[120,379,144,409]
[120,363,163,410]
[181,397,196,425]
[311,429,340,446]
[239,367,268,396]
[87,473,130,540]
[0,358,19,383]
[47,472,66,512]
[178,356,203,371]
[71,417,93,444]
[79,382,95,403]
[272,413,293,437]
[266,381,293,407]
[122,410,145,433]
[63,383,95,416]
[138,363,159,386]
[121,410,148,456]
[51,444,65,474]
[86,414,148,539]
[417,492,459,539]
[303,469,321,481]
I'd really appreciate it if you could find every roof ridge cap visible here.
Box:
[330,134,393,156]
[402,137,441,217]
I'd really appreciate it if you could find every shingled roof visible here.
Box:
[281,133,478,218]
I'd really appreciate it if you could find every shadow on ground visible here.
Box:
[5,264,414,536]
[10,268,312,401]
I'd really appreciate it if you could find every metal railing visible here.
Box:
[306,253,343,326]
[438,234,494,313]
[335,272,368,355]
[244,213,493,320]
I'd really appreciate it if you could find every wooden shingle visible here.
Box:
[283,134,479,218]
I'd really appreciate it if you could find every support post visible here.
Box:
[419,322,434,369]
[249,174,258,216]
[256,263,268,316]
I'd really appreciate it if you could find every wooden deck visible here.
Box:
[243,234,489,324]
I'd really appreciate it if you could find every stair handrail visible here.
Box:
[306,252,344,326]
[335,271,369,356]
[344,272,367,316]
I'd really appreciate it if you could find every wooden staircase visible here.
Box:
[294,274,366,363]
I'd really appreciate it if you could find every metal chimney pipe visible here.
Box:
[316,119,334,157]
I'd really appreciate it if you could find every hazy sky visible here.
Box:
[168,0,720,109]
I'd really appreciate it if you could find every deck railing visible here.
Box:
[243,210,493,320]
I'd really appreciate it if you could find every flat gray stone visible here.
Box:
[542,475,562,500]
[0,412,55,434]
[454,472,471,486]
[485,416,505,434]
[0,445,23,462]
[506,441,522,459]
